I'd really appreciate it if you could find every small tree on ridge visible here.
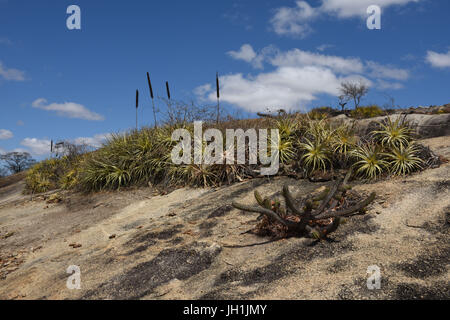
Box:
[339,80,369,110]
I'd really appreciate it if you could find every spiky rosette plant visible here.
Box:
[232,170,376,240]
[352,143,388,180]
[299,118,334,173]
[372,116,413,148]
[275,117,298,164]
[332,124,358,162]
[299,138,331,172]
[386,142,424,176]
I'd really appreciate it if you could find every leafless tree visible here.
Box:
[338,95,349,112]
[53,141,92,161]
[158,98,216,126]
[381,93,399,110]
[0,152,36,173]
[339,80,369,110]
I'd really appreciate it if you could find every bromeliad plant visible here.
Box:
[276,117,298,164]
[385,142,424,176]
[373,116,413,148]
[299,118,333,173]
[352,143,388,180]
[299,138,331,172]
[332,124,358,160]
[232,169,376,240]
[25,109,432,194]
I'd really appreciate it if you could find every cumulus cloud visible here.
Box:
[32,98,105,121]
[320,0,420,18]
[197,66,370,112]
[193,84,212,97]
[20,138,51,156]
[228,44,257,63]
[366,61,410,80]
[426,50,450,68]
[0,61,26,81]
[270,49,364,74]
[195,44,408,113]
[227,44,278,69]
[376,79,405,90]
[73,133,111,148]
[20,133,111,156]
[270,1,318,37]
[0,129,13,140]
[270,0,420,36]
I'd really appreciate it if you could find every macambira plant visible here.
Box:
[332,124,358,161]
[373,116,413,148]
[24,109,435,194]
[300,138,331,173]
[352,143,388,180]
[386,142,424,176]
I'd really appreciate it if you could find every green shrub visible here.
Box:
[25,159,64,193]
[24,142,89,193]
[308,108,331,120]
[308,106,337,120]
[350,105,384,119]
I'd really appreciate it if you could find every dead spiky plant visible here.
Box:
[232,170,376,240]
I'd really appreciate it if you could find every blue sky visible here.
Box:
[0,0,449,159]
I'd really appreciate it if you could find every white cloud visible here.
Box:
[426,50,450,68]
[73,133,111,148]
[32,98,105,121]
[193,84,212,103]
[270,48,364,74]
[376,79,404,90]
[227,44,257,63]
[198,67,370,113]
[193,84,212,97]
[366,61,410,80]
[320,0,420,18]
[20,138,51,156]
[316,44,334,52]
[0,129,13,140]
[227,44,278,69]
[0,61,26,81]
[20,133,110,156]
[196,44,409,113]
[270,0,421,36]
[270,1,318,37]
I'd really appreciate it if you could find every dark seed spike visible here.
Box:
[166,81,171,100]
[136,90,139,108]
[216,72,220,99]
[147,72,154,99]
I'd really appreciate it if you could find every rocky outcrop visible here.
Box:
[0,137,449,300]
[331,113,450,138]
[404,104,450,115]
